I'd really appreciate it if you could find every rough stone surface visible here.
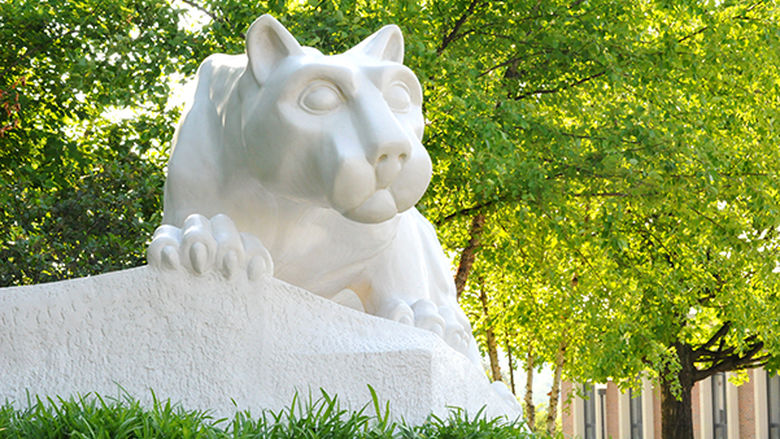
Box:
[0,267,520,423]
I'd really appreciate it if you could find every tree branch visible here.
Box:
[480,56,524,78]
[178,0,220,24]
[177,0,243,38]
[454,213,486,300]
[693,337,768,382]
[696,346,737,362]
[437,0,481,55]
[559,131,642,145]
[694,322,732,358]
[633,224,678,268]
[514,71,606,100]
[677,26,709,44]
[435,199,497,226]
[571,191,628,198]
[435,186,634,226]
[675,3,760,45]
[479,49,554,77]
[689,206,727,232]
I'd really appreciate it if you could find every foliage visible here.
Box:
[0,391,540,439]
[0,0,189,285]
[532,403,561,437]
[392,0,780,379]
[0,147,163,285]
[382,0,779,434]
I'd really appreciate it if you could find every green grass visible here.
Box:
[0,388,550,438]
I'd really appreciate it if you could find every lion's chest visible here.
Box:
[228,193,401,296]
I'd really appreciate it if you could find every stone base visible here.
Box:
[0,267,520,423]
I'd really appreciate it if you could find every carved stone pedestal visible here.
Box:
[0,267,520,423]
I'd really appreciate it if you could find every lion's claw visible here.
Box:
[376,298,472,357]
[148,213,273,281]
[378,299,414,325]
[411,299,445,336]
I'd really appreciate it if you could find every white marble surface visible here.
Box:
[0,266,520,423]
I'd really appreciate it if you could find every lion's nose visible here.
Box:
[374,140,410,188]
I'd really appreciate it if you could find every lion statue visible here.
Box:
[148,15,480,363]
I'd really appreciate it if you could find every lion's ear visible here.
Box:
[246,15,304,85]
[348,25,404,63]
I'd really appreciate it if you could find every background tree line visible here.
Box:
[2,0,778,437]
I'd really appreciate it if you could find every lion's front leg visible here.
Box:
[363,210,480,362]
[147,213,273,281]
[367,264,479,362]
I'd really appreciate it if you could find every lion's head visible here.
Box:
[236,15,432,224]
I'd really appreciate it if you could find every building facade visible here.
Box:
[561,368,780,439]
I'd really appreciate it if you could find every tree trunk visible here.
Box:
[660,343,696,439]
[478,283,502,381]
[506,337,516,395]
[524,346,536,430]
[454,213,486,300]
[547,341,565,435]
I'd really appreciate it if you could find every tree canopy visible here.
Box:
[2,1,779,436]
[0,0,190,284]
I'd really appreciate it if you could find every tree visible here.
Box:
[410,1,780,437]
[0,0,198,284]
[456,205,591,434]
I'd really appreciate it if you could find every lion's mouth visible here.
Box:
[342,188,398,223]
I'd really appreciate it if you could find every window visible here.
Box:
[583,384,597,439]
[769,372,780,439]
[712,372,728,439]
[629,388,643,439]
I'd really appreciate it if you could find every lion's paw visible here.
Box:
[330,288,365,312]
[377,298,471,355]
[147,213,273,281]
[377,299,415,326]
[437,304,472,355]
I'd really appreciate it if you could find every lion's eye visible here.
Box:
[384,81,411,113]
[300,83,342,114]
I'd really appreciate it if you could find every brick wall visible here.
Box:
[562,380,574,438]
[653,386,662,439]
[560,370,769,439]
[692,381,701,439]
[739,369,756,439]
[606,382,619,439]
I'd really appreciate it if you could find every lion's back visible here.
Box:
[163,54,247,225]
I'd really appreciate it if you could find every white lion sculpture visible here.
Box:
[148,15,479,363]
